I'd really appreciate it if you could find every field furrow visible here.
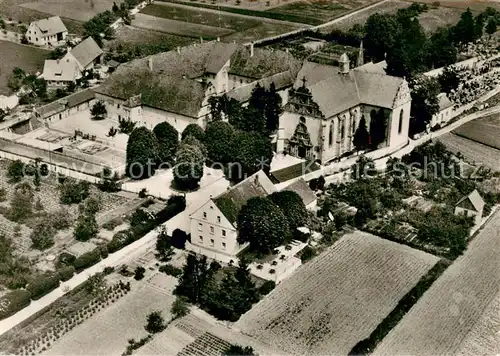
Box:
[236,231,439,355]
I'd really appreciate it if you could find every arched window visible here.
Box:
[398,109,404,134]
[329,122,333,147]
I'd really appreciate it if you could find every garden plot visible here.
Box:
[453,113,500,151]
[373,209,500,356]
[132,13,234,38]
[106,25,195,50]
[43,283,176,355]
[236,231,439,355]
[438,133,500,172]
[222,21,302,42]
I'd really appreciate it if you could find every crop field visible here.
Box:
[106,25,195,50]
[438,133,500,172]
[0,40,48,96]
[235,231,439,355]
[141,3,261,32]
[417,5,475,32]
[408,0,500,11]
[132,13,233,38]
[43,281,176,355]
[453,113,500,150]
[268,0,379,23]
[321,0,410,31]
[222,21,301,42]
[373,210,500,356]
[19,0,115,22]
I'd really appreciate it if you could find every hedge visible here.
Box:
[27,274,61,300]
[73,248,101,271]
[0,290,31,320]
[57,265,76,282]
[57,252,76,268]
[159,264,182,277]
[259,281,276,295]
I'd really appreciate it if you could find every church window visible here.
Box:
[329,123,333,147]
[398,109,404,134]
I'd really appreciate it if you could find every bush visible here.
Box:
[134,266,146,280]
[159,264,182,277]
[59,179,90,204]
[300,246,316,262]
[100,246,109,259]
[259,281,276,295]
[138,188,148,198]
[102,217,123,231]
[103,266,115,275]
[57,252,76,268]
[73,249,101,271]
[107,230,133,253]
[0,290,31,320]
[6,160,25,183]
[171,228,187,249]
[57,266,76,282]
[27,274,60,300]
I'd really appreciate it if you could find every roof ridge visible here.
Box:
[212,171,265,201]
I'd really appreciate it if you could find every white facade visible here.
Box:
[26,22,67,46]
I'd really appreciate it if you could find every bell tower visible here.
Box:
[339,53,350,74]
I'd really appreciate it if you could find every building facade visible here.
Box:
[277,56,412,164]
[26,16,67,46]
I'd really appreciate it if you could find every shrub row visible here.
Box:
[159,264,182,277]
[0,290,31,320]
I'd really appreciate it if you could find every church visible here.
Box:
[277,52,412,164]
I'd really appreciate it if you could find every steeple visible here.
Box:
[357,40,364,67]
[339,53,350,74]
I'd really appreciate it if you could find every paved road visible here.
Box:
[0,176,229,337]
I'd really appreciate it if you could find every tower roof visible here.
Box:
[339,53,349,63]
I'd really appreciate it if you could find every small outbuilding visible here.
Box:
[454,189,485,228]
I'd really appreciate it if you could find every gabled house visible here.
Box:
[455,189,485,228]
[26,16,67,46]
[40,58,81,88]
[63,37,104,71]
[188,170,277,263]
[430,93,454,129]
[282,178,317,209]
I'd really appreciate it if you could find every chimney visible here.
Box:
[148,57,153,71]
[254,173,259,185]
[250,42,254,57]
[176,46,181,54]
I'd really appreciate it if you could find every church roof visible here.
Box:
[293,60,405,118]
[456,189,484,212]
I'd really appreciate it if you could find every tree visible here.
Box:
[7,160,25,183]
[452,8,476,45]
[74,213,98,241]
[9,183,33,222]
[351,155,376,180]
[237,106,266,133]
[364,13,400,62]
[153,122,178,166]
[59,179,90,204]
[126,127,159,179]
[98,167,121,192]
[409,76,440,136]
[155,227,174,262]
[181,124,205,142]
[173,142,204,190]
[269,190,308,230]
[486,18,497,36]
[438,66,461,94]
[182,135,207,157]
[171,296,190,319]
[7,67,26,92]
[30,218,56,250]
[231,131,273,181]
[208,96,223,122]
[353,116,370,151]
[112,1,119,12]
[426,28,457,69]
[205,121,236,165]
[174,253,212,304]
[171,228,188,249]
[85,272,106,298]
[237,197,290,254]
[264,82,283,132]
[134,266,146,280]
[225,345,255,355]
[90,101,107,120]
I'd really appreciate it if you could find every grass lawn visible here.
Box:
[0,40,49,96]
[268,0,379,22]
[132,13,234,38]
[19,0,116,22]
[417,5,478,32]
[222,20,302,42]
[141,3,261,32]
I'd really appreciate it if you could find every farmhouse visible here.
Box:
[26,16,67,46]
[63,37,104,71]
[33,88,95,122]
[188,170,276,263]
[40,58,81,87]
[277,55,412,164]
[455,189,485,228]
[430,93,454,128]
[94,40,301,134]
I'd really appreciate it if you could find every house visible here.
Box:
[277,55,412,164]
[26,16,67,46]
[430,93,454,128]
[63,37,104,71]
[282,178,317,209]
[40,58,81,87]
[33,88,95,122]
[188,170,277,263]
[94,40,301,134]
[269,160,321,184]
[455,189,485,228]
